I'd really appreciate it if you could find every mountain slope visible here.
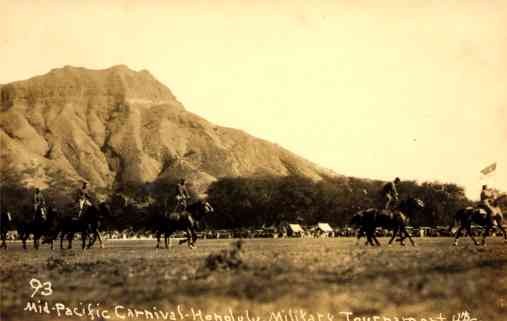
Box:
[0,65,335,194]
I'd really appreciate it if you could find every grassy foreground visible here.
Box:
[1,238,506,321]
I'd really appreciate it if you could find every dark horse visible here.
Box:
[449,195,506,246]
[1,209,14,249]
[16,206,58,250]
[59,202,110,250]
[351,197,425,246]
[152,200,214,249]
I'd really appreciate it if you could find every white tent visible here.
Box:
[289,224,304,233]
[288,224,304,237]
[317,223,333,232]
[314,223,334,237]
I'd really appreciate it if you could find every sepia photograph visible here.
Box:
[1,1,506,321]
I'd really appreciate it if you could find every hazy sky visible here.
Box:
[1,0,506,199]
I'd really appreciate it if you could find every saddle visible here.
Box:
[466,206,488,217]
[466,206,497,226]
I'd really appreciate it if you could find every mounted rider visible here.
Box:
[479,184,496,227]
[174,178,191,212]
[77,181,93,217]
[33,188,47,220]
[381,177,400,211]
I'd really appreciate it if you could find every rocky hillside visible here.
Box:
[0,66,335,195]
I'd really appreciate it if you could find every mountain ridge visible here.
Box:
[0,65,337,195]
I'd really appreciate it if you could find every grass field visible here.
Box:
[1,237,506,321]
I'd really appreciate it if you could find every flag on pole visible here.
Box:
[480,162,497,176]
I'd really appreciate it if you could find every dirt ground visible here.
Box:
[1,237,506,321]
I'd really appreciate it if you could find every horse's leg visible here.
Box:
[1,234,6,249]
[178,237,188,245]
[60,232,65,250]
[402,227,415,246]
[364,233,373,246]
[155,232,161,249]
[95,229,104,249]
[87,230,97,249]
[368,232,376,246]
[21,233,28,250]
[481,226,490,246]
[453,226,464,246]
[355,229,363,245]
[365,230,375,246]
[466,225,479,246]
[398,230,407,242]
[81,232,87,250]
[164,233,169,249]
[191,229,198,248]
[186,228,193,248]
[187,228,197,249]
[497,221,507,242]
[388,228,398,245]
[34,235,40,250]
[67,233,73,249]
[372,232,381,246]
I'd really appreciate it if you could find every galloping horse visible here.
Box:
[152,200,214,249]
[351,197,425,246]
[59,202,110,249]
[17,206,58,250]
[449,195,506,246]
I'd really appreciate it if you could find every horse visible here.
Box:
[16,206,58,250]
[351,197,425,246]
[449,195,506,246]
[151,200,214,249]
[58,202,110,250]
[1,209,14,249]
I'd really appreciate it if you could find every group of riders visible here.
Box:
[381,177,499,227]
[33,181,94,221]
[32,178,193,222]
[5,174,503,250]
[31,175,500,227]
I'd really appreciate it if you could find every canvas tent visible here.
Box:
[316,223,334,237]
[288,224,304,237]
[317,223,333,232]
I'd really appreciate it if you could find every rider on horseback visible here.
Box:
[174,178,191,212]
[382,177,400,211]
[479,184,496,227]
[33,188,47,220]
[77,182,92,217]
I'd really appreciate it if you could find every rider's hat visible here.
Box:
[394,177,401,183]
